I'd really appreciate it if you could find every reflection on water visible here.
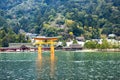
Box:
[36,52,42,72]
[36,52,56,80]
[50,52,55,79]
[0,52,120,80]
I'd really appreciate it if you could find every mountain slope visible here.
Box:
[0,0,120,38]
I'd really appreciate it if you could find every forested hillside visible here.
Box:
[0,0,120,39]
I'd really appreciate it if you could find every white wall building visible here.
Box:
[66,41,73,47]
[77,41,85,47]
[107,39,119,45]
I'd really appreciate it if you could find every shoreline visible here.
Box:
[80,49,120,52]
[0,49,120,53]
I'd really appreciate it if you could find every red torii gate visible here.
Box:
[34,37,58,54]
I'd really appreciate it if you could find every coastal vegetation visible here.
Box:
[0,27,30,47]
[84,39,120,49]
[0,0,120,47]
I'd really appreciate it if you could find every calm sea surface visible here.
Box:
[0,51,120,80]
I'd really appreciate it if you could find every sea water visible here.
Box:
[0,51,120,80]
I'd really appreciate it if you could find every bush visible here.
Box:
[100,39,109,49]
[84,41,97,49]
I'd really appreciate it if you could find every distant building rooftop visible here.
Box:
[9,43,33,48]
[26,33,38,39]
[76,37,85,41]
[108,34,116,37]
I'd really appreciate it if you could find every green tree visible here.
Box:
[0,30,6,38]
[91,28,100,39]
[84,41,97,49]
[100,39,109,49]
[1,36,9,47]
[17,34,27,43]
[0,16,7,27]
